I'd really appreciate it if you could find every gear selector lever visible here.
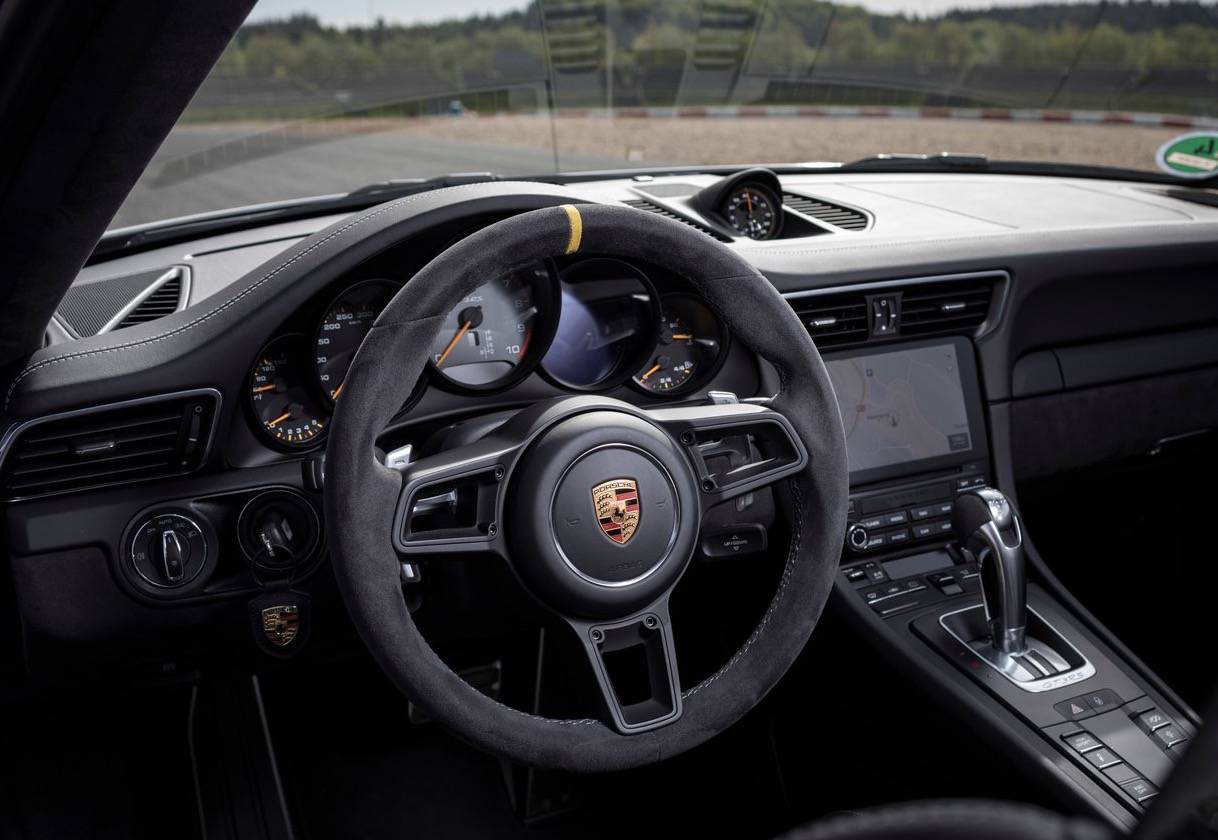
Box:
[952,487,1026,655]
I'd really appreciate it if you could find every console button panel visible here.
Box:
[844,464,988,556]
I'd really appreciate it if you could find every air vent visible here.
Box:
[782,193,871,231]
[622,199,733,242]
[1,391,218,499]
[54,267,189,339]
[788,291,869,348]
[113,267,188,330]
[899,279,994,337]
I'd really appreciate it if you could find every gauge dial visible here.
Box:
[633,295,727,395]
[723,184,781,240]
[430,265,548,390]
[250,335,328,448]
[542,258,658,391]
[315,278,399,402]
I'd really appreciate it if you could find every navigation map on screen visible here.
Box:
[826,343,972,474]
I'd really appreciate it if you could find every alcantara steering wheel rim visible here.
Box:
[324,202,849,772]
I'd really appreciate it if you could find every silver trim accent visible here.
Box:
[939,604,1097,693]
[97,266,191,335]
[782,270,1011,340]
[384,443,414,472]
[0,387,222,502]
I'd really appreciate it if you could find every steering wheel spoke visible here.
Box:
[645,401,808,515]
[390,436,519,558]
[566,596,682,734]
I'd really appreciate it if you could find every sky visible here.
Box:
[244,0,1111,26]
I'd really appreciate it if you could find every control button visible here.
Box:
[1083,690,1122,712]
[865,534,887,550]
[885,528,911,544]
[864,561,887,583]
[1054,697,1096,721]
[955,476,986,491]
[940,583,964,595]
[1137,709,1171,732]
[1153,725,1187,749]
[702,525,767,558]
[847,525,870,552]
[932,520,953,534]
[913,524,933,539]
[932,501,954,516]
[1169,742,1189,759]
[1084,748,1121,769]
[1121,778,1158,803]
[1063,732,1102,754]
[1103,763,1140,785]
[881,511,909,527]
[844,567,867,584]
[929,573,964,596]
[903,579,926,592]
[858,516,885,531]
[910,506,934,520]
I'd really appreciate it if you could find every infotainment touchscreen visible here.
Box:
[825,340,978,478]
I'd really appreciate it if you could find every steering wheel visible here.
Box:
[324,203,848,772]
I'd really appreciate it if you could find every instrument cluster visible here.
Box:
[246,256,730,451]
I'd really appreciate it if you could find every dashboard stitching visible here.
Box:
[755,222,1217,258]
[4,184,498,412]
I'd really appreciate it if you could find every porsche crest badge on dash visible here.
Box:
[592,478,641,545]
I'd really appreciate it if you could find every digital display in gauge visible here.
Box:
[542,258,657,390]
[723,184,781,240]
[314,278,399,402]
[429,266,547,389]
[250,335,329,448]
[633,294,727,395]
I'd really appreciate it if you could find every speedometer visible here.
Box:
[314,278,399,402]
[429,264,554,391]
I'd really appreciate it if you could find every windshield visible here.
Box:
[113,0,1218,229]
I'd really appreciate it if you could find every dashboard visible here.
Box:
[3,169,1218,628]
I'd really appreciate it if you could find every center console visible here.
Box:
[824,335,1199,830]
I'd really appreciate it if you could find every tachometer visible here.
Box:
[429,264,554,390]
[541,258,658,391]
[250,335,328,448]
[314,278,399,402]
[722,184,781,240]
[633,294,727,395]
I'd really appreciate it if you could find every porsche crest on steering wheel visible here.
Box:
[592,478,641,545]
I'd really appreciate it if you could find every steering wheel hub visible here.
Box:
[508,409,700,618]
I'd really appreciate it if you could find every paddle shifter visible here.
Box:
[952,487,1027,655]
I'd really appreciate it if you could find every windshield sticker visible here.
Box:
[1156,133,1218,179]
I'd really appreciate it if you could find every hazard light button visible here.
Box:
[1054,696,1097,721]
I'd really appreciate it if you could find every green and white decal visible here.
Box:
[1155,132,1218,179]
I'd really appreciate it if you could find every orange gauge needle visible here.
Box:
[252,383,275,394]
[640,362,662,381]
[745,190,754,213]
[435,321,473,367]
[331,382,344,400]
[267,411,291,427]
[670,333,693,341]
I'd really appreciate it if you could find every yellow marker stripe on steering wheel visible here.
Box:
[561,204,583,254]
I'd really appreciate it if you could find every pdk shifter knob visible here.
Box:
[952,487,1026,655]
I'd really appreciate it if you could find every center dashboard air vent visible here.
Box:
[782,193,871,232]
[621,198,733,242]
[788,273,1001,349]
[0,391,219,500]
